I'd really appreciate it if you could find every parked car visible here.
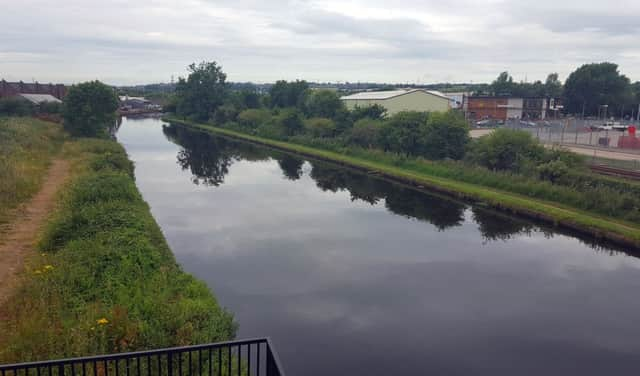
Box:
[475,119,499,127]
[519,120,537,127]
[591,122,627,131]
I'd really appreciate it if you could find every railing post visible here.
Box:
[167,353,173,376]
[266,347,278,376]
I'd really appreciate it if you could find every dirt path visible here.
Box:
[0,159,70,305]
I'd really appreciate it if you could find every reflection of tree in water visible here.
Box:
[277,155,305,181]
[160,123,612,246]
[309,162,466,229]
[471,207,537,242]
[162,123,269,186]
[310,163,386,205]
[384,187,465,230]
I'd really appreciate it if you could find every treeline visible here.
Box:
[478,62,640,118]
[169,61,640,225]
[170,62,471,161]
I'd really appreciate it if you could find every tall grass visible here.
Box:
[0,138,236,363]
[0,117,65,226]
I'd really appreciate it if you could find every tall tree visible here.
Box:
[269,80,309,108]
[491,71,515,96]
[62,81,118,137]
[563,62,631,116]
[175,61,227,121]
[304,90,344,118]
[544,73,562,98]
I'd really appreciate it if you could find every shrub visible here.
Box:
[0,97,35,116]
[273,108,304,136]
[379,111,429,156]
[466,129,545,172]
[304,117,336,138]
[421,111,469,160]
[349,117,383,148]
[237,108,271,129]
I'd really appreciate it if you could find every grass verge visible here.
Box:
[166,117,640,249]
[0,117,66,228]
[0,133,235,363]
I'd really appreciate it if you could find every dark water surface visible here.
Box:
[118,117,640,376]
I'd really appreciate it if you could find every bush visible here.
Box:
[273,108,304,136]
[213,103,238,124]
[421,111,469,160]
[349,117,383,148]
[38,101,63,115]
[0,97,35,116]
[379,111,429,156]
[237,108,272,129]
[350,104,386,121]
[466,129,545,172]
[304,117,336,138]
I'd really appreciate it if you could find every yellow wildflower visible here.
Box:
[44,265,54,271]
[34,270,42,275]
[97,318,109,325]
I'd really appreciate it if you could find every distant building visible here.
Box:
[17,93,62,105]
[340,89,450,116]
[119,96,152,110]
[463,96,550,121]
[0,80,67,100]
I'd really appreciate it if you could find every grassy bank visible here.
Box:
[166,117,640,248]
[0,124,235,362]
[0,117,65,227]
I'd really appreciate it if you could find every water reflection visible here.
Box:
[162,123,567,242]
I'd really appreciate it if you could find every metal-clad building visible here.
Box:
[340,89,451,115]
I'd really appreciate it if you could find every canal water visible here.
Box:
[118,117,640,376]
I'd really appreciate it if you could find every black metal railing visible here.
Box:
[0,338,284,376]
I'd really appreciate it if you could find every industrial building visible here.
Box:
[463,96,549,121]
[340,89,451,115]
[0,80,67,100]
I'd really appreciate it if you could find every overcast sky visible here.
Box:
[1,0,639,85]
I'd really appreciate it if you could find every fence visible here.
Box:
[0,338,284,376]
[502,118,640,151]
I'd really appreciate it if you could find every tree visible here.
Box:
[379,111,429,155]
[351,104,387,121]
[304,90,344,118]
[62,81,118,137]
[175,61,227,121]
[269,80,309,108]
[563,62,631,116]
[421,111,469,160]
[491,71,515,96]
[544,73,562,98]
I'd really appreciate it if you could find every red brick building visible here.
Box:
[0,80,67,100]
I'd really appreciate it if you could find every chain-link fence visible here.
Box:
[500,118,639,150]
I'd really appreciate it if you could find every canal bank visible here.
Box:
[164,117,640,250]
[0,118,235,363]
